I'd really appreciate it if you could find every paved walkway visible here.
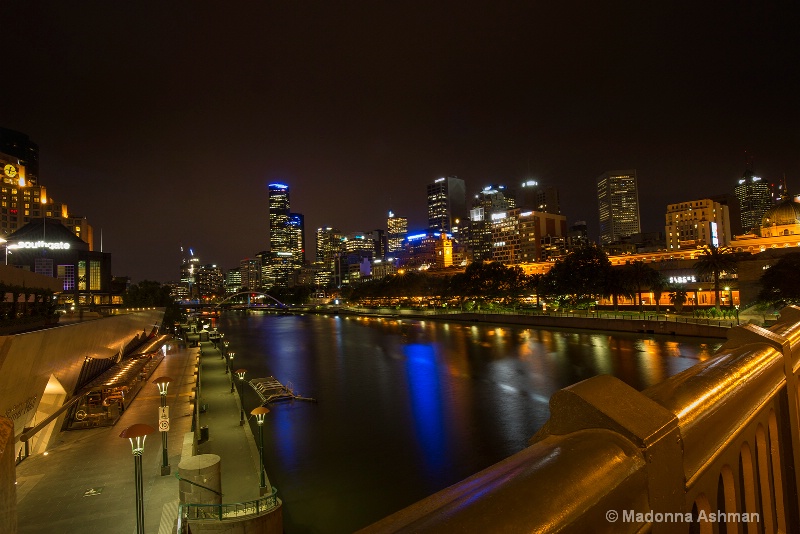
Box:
[15,338,263,533]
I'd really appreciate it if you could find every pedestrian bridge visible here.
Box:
[360,305,800,533]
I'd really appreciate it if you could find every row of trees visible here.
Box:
[350,244,744,312]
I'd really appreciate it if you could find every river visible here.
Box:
[217,312,722,533]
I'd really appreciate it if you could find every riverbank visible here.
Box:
[288,306,743,339]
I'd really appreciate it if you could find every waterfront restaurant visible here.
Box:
[4,218,117,307]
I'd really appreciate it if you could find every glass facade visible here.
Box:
[597,169,641,244]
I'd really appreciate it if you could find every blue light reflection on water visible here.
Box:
[404,343,447,475]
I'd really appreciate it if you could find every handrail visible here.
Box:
[176,487,279,533]
[358,305,800,533]
[174,472,222,496]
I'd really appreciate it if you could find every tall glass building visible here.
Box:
[387,211,408,254]
[427,176,466,235]
[268,183,291,253]
[597,169,641,244]
[734,166,772,234]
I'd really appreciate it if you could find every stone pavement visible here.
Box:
[15,339,264,533]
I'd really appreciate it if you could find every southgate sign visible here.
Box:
[9,241,71,250]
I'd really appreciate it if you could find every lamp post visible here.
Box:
[236,368,247,425]
[227,351,235,378]
[119,423,156,534]
[153,376,172,475]
[222,340,229,360]
[251,406,270,494]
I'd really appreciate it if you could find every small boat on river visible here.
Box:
[249,376,316,404]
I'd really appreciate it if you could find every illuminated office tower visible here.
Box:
[734,165,772,234]
[268,183,291,253]
[597,169,641,244]
[665,199,731,249]
[387,211,408,254]
[315,227,343,269]
[288,212,305,266]
[469,184,516,261]
[239,257,262,291]
[518,180,560,214]
[427,176,466,235]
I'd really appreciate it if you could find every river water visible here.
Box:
[218,312,721,533]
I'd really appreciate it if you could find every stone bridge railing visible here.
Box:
[359,306,800,533]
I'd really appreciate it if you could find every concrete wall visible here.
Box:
[0,309,164,454]
[0,417,15,534]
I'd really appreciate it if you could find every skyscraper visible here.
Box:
[734,165,772,234]
[597,169,641,244]
[288,212,305,267]
[518,180,560,214]
[387,211,408,254]
[268,183,291,253]
[469,184,516,261]
[427,176,466,235]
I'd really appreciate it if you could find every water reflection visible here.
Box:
[219,313,722,533]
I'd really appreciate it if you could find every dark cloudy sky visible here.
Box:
[2,2,798,282]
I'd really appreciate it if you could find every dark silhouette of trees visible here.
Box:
[542,247,610,307]
[758,252,800,306]
[603,266,635,311]
[625,261,660,311]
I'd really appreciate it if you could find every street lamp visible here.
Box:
[251,406,270,493]
[119,423,156,534]
[227,351,235,378]
[222,340,229,360]
[236,368,247,425]
[153,376,172,475]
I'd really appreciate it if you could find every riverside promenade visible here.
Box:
[14,338,263,533]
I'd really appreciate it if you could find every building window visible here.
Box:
[58,265,75,291]
[34,258,54,277]
[90,260,101,290]
[78,261,86,290]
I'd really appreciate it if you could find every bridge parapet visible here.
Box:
[359,305,800,533]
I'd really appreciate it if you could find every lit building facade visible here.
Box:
[195,264,224,300]
[597,169,640,244]
[469,184,515,261]
[518,180,560,214]
[387,211,408,254]
[735,166,772,234]
[6,219,113,306]
[0,128,93,247]
[427,176,466,235]
[518,210,569,263]
[268,183,291,253]
[665,199,731,249]
[225,266,242,294]
[288,212,305,267]
[239,257,262,291]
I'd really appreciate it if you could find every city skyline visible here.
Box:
[2,3,797,282]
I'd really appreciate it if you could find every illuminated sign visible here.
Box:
[710,222,719,247]
[522,180,538,187]
[10,241,71,250]
[269,183,288,189]
[491,212,506,220]
[669,276,696,284]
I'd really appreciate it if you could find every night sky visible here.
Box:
[2,2,798,283]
